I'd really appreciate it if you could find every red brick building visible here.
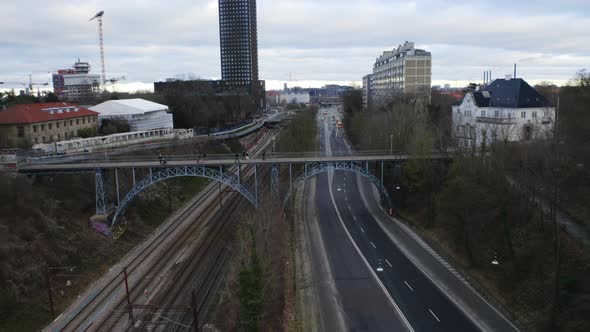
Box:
[0,102,99,148]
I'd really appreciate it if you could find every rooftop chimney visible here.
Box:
[514,64,517,79]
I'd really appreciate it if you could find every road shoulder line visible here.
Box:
[328,170,414,332]
[357,175,520,332]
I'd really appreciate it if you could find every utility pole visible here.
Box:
[45,268,55,318]
[123,267,135,325]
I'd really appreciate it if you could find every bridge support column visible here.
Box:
[381,160,385,196]
[254,165,258,205]
[289,163,293,196]
[95,170,107,215]
[115,168,120,207]
[271,163,279,204]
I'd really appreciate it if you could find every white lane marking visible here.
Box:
[327,173,415,332]
[360,227,365,233]
[404,281,414,292]
[353,216,357,221]
[371,242,376,249]
[429,309,441,323]
[385,259,393,267]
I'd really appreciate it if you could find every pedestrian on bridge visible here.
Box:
[235,153,239,163]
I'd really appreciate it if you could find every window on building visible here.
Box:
[34,137,38,144]
[56,122,60,128]
[41,124,45,131]
[481,110,486,117]
[42,136,45,143]
[57,133,61,140]
[76,119,79,125]
[70,120,73,126]
[532,111,537,118]
[521,112,526,118]
[33,125,37,133]
[494,110,500,118]
[17,126,24,137]
[49,123,52,130]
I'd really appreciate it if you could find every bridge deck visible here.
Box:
[18,152,450,173]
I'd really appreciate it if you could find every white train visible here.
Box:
[32,128,194,154]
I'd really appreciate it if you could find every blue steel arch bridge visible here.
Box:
[18,152,451,238]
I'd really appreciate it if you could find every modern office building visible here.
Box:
[52,60,101,101]
[154,0,265,116]
[363,41,431,109]
[219,0,259,86]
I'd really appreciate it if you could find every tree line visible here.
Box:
[341,71,590,331]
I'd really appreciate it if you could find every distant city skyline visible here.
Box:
[1,0,588,93]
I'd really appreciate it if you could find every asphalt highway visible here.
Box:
[312,109,410,331]
[315,107,481,332]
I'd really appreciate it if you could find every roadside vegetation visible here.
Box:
[276,105,318,153]
[208,110,318,331]
[342,70,590,331]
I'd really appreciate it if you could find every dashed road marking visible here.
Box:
[429,309,441,323]
[360,227,365,233]
[385,259,392,267]
[404,281,414,292]
[371,242,376,249]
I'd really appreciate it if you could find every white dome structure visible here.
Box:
[90,99,173,131]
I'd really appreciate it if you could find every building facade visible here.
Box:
[279,92,310,104]
[0,103,98,148]
[219,0,259,87]
[363,41,431,109]
[452,77,555,148]
[52,60,101,100]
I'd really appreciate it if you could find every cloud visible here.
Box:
[0,0,588,92]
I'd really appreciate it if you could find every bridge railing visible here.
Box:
[17,149,455,169]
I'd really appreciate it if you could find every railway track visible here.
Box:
[48,130,275,332]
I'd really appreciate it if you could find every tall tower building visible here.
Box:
[218,0,259,87]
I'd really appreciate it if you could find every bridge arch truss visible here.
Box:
[281,160,391,208]
[105,165,258,238]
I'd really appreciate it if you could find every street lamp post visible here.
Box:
[390,133,394,154]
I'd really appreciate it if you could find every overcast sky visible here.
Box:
[1,0,589,92]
